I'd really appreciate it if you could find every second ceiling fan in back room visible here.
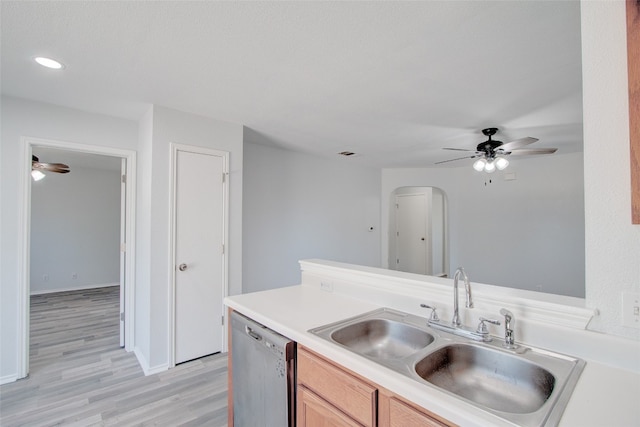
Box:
[31,155,71,181]
[436,128,558,173]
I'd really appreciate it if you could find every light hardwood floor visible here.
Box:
[0,287,228,426]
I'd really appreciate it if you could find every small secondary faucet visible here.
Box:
[452,267,474,327]
[500,308,516,348]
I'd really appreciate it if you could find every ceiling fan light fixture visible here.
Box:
[439,127,555,172]
[484,160,496,173]
[495,156,509,170]
[31,170,46,181]
[473,158,486,172]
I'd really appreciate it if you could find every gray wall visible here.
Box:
[455,153,584,296]
[30,165,121,293]
[242,142,381,293]
[382,152,585,297]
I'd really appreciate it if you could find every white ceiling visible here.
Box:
[1,1,583,168]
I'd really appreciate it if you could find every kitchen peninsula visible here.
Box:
[225,260,640,427]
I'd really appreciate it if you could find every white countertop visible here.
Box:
[225,284,640,427]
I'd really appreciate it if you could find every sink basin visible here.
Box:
[308,308,436,362]
[310,308,585,427]
[331,318,435,359]
[414,343,554,414]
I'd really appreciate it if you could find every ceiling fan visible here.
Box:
[436,127,558,172]
[31,155,70,180]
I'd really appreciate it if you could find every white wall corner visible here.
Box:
[132,346,169,376]
[0,373,20,386]
[145,362,170,376]
[133,347,148,373]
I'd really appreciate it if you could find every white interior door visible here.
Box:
[174,147,227,364]
[395,193,430,275]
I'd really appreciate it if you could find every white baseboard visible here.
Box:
[0,373,20,385]
[30,282,119,295]
[133,347,150,374]
[146,362,170,376]
[134,346,169,376]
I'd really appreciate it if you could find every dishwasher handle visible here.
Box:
[245,325,262,341]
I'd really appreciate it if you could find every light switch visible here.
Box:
[622,292,640,328]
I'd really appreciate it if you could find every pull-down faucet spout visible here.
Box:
[452,267,474,327]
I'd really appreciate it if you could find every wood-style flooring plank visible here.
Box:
[0,286,228,426]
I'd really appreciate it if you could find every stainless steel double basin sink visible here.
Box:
[309,308,585,427]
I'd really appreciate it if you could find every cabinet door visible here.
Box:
[389,397,448,427]
[298,347,377,426]
[379,389,455,427]
[298,386,363,427]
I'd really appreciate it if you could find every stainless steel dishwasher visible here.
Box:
[231,311,296,427]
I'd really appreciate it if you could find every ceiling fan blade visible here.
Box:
[33,162,71,173]
[442,147,477,152]
[50,169,71,174]
[497,137,538,152]
[435,155,478,165]
[41,162,70,168]
[507,148,558,155]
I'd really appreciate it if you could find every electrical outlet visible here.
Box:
[72,272,78,280]
[43,274,49,282]
[320,281,333,292]
[622,292,640,329]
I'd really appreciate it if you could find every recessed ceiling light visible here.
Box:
[34,56,64,70]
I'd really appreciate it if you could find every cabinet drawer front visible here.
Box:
[298,386,364,427]
[388,396,451,427]
[298,347,376,426]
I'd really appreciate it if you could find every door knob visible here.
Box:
[178,263,188,271]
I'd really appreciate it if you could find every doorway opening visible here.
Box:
[389,186,449,277]
[17,137,136,379]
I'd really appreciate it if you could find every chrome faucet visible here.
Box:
[500,308,516,348]
[420,267,494,342]
[452,267,473,326]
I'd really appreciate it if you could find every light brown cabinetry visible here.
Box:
[298,385,364,427]
[378,388,452,427]
[297,346,455,427]
[297,346,377,426]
